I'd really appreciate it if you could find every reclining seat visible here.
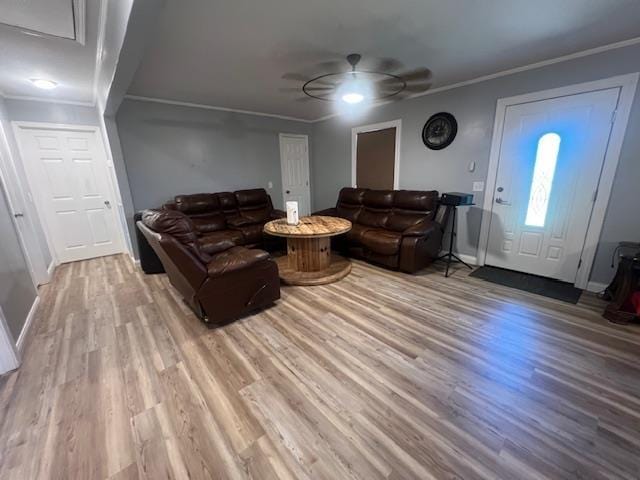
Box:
[228,189,285,249]
[137,209,280,325]
[169,193,245,254]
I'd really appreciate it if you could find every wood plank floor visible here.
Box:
[1,254,640,479]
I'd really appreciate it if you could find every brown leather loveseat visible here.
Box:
[315,188,448,273]
[137,209,280,325]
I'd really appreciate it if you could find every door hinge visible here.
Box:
[578,259,582,269]
[611,109,617,124]
[592,189,598,202]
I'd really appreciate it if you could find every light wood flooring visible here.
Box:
[1,254,640,479]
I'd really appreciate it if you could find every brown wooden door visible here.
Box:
[356,127,396,189]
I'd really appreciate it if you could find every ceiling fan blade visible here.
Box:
[294,96,319,102]
[404,82,432,93]
[278,87,304,93]
[313,60,347,73]
[398,68,433,83]
[281,73,311,82]
[366,57,404,73]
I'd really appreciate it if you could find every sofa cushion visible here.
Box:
[142,209,198,245]
[386,212,427,232]
[346,223,371,244]
[233,223,264,245]
[198,230,245,255]
[174,193,219,214]
[207,246,270,278]
[338,187,367,205]
[393,190,438,213]
[363,190,394,208]
[361,229,403,255]
[191,213,227,233]
[216,192,239,212]
[236,188,269,206]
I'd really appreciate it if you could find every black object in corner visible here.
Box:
[134,211,165,274]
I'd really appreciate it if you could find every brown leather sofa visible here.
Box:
[314,188,448,273]
[164,188,286,252]
[137,209,280,325]
[136,188,285,274]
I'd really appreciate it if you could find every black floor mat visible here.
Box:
[470,266,583,304]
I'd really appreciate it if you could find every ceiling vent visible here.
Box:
[0,0,85,44]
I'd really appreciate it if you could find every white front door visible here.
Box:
[485,88,619,283]
[279,134,311,216]
[15,126,122,263]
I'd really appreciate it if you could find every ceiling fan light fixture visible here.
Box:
[342,92,365,104]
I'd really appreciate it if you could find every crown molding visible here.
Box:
[124,95,314,123]
[2,94,96,107]
[311,36,640,123]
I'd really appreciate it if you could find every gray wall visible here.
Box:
[4,98,100,125]
[116,98,312,212]
[311,42,640,285]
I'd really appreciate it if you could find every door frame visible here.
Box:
[0,128,51,287]
[477,73,639,289]
[351,119,402,189]
[11,121,127,265]
[279,133,311,214]
[0,307,19,375]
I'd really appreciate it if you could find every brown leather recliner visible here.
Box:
[137,209,280,325]
[314,188,449,273]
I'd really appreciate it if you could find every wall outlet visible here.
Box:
[473,181,484,192]
[267,181,273,189]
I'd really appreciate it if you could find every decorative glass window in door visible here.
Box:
[525,132,561,227]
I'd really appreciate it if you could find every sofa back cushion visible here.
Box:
[336,187,366,222]
[235,188,271,223]
[174,193,219,214]
[386,190,439,232]
[358,190,394,228]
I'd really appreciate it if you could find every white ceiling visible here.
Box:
[129,0,640,121]
[0,0,100,103]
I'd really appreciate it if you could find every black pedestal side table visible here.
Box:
[437,201,474,278]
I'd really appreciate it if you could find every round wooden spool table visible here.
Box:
[264,215,352,286]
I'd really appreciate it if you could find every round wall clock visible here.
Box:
[422,112,457,150]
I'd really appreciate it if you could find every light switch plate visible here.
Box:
[473,181,484,192]
[267,181,273,189]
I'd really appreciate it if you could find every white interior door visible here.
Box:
[485,88,619,283]
[279,134,311,216]
[15,125,122,263]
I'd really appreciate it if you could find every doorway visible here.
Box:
[279,133,311,216]
[13,123,124,264]
[478,74,639,288]
[351,120,401,189]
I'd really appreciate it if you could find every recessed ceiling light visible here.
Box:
[30,78,57,90]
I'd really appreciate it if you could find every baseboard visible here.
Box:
[46,260,56,280]
[438,250,478,266]
[586,281,608,293]
[16,295,40,353]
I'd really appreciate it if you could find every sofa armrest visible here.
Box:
[271,209,286,219]
[313,207,338,217]
[402,219,440,237]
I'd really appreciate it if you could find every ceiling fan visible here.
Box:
[283,53,432,105]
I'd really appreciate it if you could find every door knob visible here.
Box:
[495,197,511,205]
[104,200,111,208]
[13,212,24,218]
[286,190,291,194]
